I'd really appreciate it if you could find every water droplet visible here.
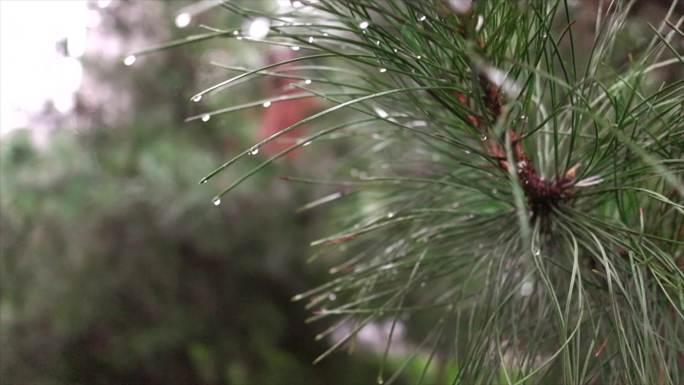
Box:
[249,147,260,155]
[328,293,337,301]
[175,13,191,28]
[233,30,239,36]
[236,36,243,40]
[375,40,381,46]
[262,101,272,108]
[200,178,208,184]
[464,150,471,154]
[292,0,303,7]
[418,15,426,21]
[323,32,329,37]
[291,45,300,51]
[212,197,221,206]
[201,114,210,122]
[475,15,484,32]
[247,17,270,39]
[446,304,454,311]
[517,160,527,169]
[359,20,369,29]
[420,281,426,288]
[123,55,136,66]
[392,48,398,53]
[377,376,384,384]
[308,36,315,43]
[303,140,312,147]
[379,67,387,73]
[304,79,312,85]
[292,294,303,301]
[480,134,487,141]
[533,248,541,256]
[387,212,395,218]
[192,95,202,103]
[416,55,422,60]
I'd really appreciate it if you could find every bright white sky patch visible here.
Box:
[1,0,88,134]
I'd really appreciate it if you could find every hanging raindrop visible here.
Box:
[250,147,260,155]
[359,20,369,29]
[123,55,136,66]
[192,95,202,103]
[212,197,221,206]
[201,114,210,122]
[291,45,300,51]
[379,67,387,73]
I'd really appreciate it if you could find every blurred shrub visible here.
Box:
[0,126,387,385]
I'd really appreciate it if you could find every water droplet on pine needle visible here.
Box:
[291,45,301,51]
[192,95,202,102]
[250,147,260,155]
[359,20,370,29]
[212,197,221,206]
[201,114,210,122]
[123,55,136,66]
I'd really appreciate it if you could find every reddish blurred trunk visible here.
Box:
[258,50,321,157]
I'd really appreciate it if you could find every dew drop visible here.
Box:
[475,15,484,32]
[212,197,221,206]
[387,212,395,218]
[379,67,387,73]
[175,13,191,28]
[303,140,312,147]
[416,55,422,60]
[418,15,426,21]
[392,48,398,53]
[236,36,243,40]
[233,30,239,36]
[420,281,426,288]
[328,293,337,301]
[123,55,136,66]
[464,150,471,154]
[308,36,315,43]
[291,45,300,51]
[292,294,303,302]
[247,17,270,39]
[375,40,381,46]
[377,377,384,385]
[250,147,260,155]
[201,114,210,122]
[200,179,208,184]
[192,95,202,103]
[359,20,369,29]
[262,101,272,108]
[323,32,329,37]
[304,79,312,85]
[480,134,487,141]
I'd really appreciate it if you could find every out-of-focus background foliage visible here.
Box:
[1,1,681,384]
[0,1,388,384]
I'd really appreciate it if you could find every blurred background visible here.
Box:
[0,1,392,384]
[1,1,681,384]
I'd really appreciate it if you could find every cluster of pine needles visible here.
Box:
[130,0,683,384]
